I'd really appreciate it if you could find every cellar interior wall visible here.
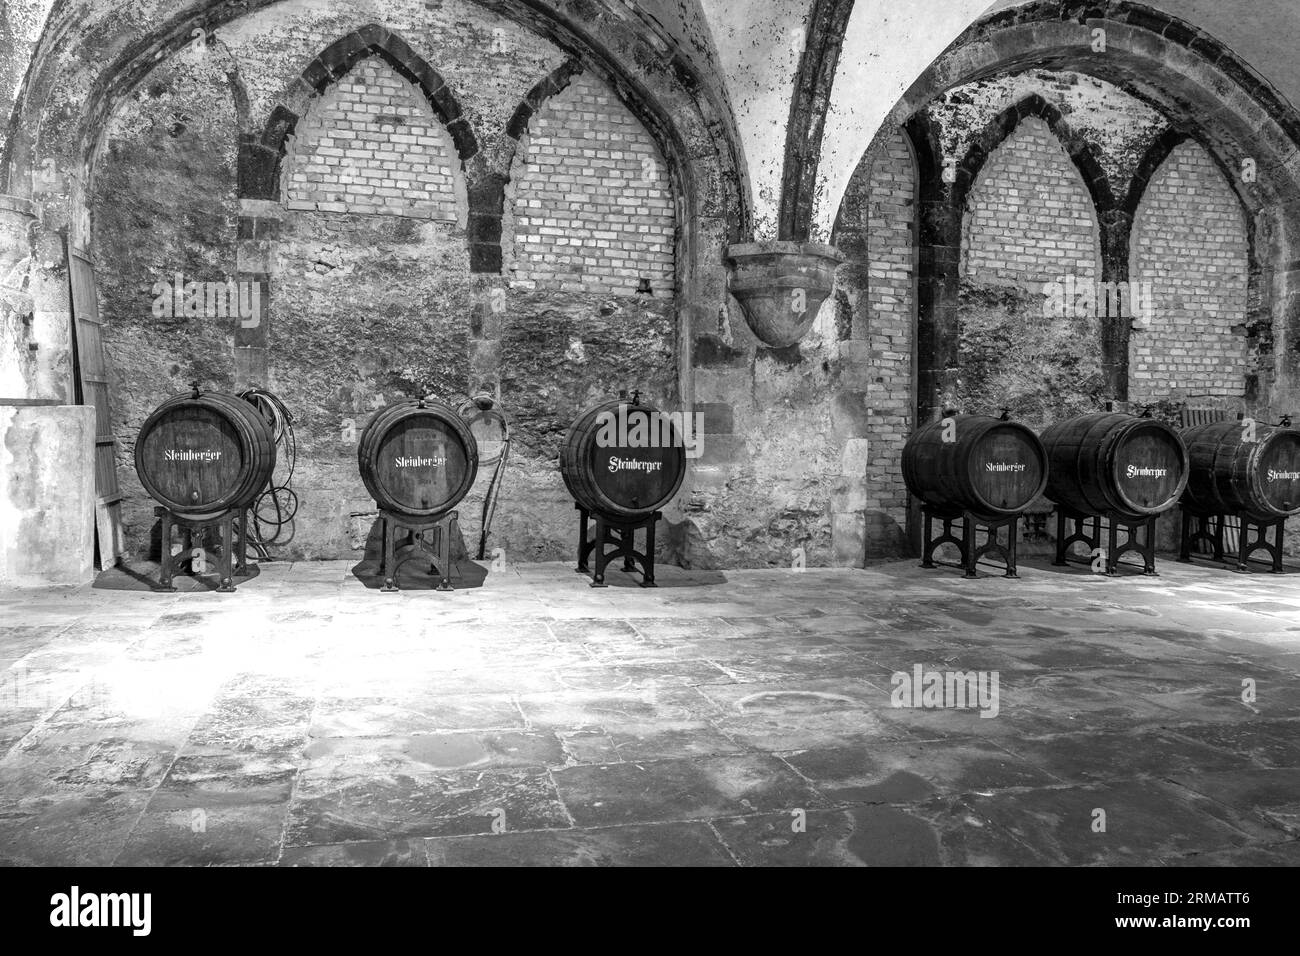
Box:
[6,3,1300,571]
[88,5,683,564]
[832,68,1282,558]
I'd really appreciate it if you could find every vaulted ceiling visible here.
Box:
[4,0,1299,241]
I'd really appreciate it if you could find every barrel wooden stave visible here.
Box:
[561,398,687,521]
[1182,420,1300,520]
[358,400,478,519]
[901,415,1048,520]
[135,390,276,519]
[1041,412,1188,519]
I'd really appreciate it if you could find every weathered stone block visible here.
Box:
[838,340,874,366]
[0,404,95,587]
[694,368,752,404]
[830,478,870,513]
[697,435,747,466]
[841,438,870,476]
[695,402,734,434]
[830,512,866,568]
[689,465,730,492]
[831,392,870,441]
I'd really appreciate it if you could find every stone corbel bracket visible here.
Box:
[725,240,845,349]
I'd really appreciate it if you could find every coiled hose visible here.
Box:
[237,386,299,557]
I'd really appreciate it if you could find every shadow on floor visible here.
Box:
[350,515,488,590]
[569,565,729,588]
[92,560,262,592]
[871,548,1300,582]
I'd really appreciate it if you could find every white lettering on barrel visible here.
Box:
[607,457,663,474]
[165,449,221,462]
[1126,465,1167,478]
[1268,469,1300,481]
[985,462,1026,472]
[394,456,446,468]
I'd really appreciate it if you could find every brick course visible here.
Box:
[833,125,917,558]
[284,57,461,221]
[862,128,916,546]
[509,72,675,295]
[1129,141,1248,399]
[962,117,1101,287]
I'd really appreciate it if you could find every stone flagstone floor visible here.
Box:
[1,556,1299,866]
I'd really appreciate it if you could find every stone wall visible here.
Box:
[0,403,96,587]
[833,126,915,559]
[15,5,1298,572]
[832,67,1270,557]
[509,71,675,296]
[283,57,463,221]
[961,116,1101,288]
[684,309,845,569]
[1130,141,1250,403]
[90,52,241,559]
[89,12,683,564]
[957,115,1105,431]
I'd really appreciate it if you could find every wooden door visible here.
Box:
[66,242,126,568]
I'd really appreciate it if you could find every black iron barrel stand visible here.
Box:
[920,506,1021,578]
[575,504,660,587]
[1179,511,1287,573]
[154,505,250,593]
[378,509,459,592]
[1054,508,1158,576]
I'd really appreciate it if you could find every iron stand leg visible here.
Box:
[381,514,399,592]
[574,509,660,588]
[436,515,456,592]
[157,507,177,592]
[576,504,594,573]
[217,510,236,592]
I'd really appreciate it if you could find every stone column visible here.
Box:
[1272,257,1300,415]
[915,196,961,424]
[1098,208,1134,403]
[0,195,38,398]
[235,199,280,388]
[916,241,961,423]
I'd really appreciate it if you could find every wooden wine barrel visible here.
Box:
[1041,412,1189,519]
[1181,419,1300,520]
[135,386,276,520]
[358,398,478,519]
[561,396,687,521]
[902,414,1048,519]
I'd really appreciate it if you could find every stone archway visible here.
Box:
[0,0,752,570]
[907,94,1116,420]
[1,0,750,412]
[874,1,1300,424]
[243,24,479,198]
